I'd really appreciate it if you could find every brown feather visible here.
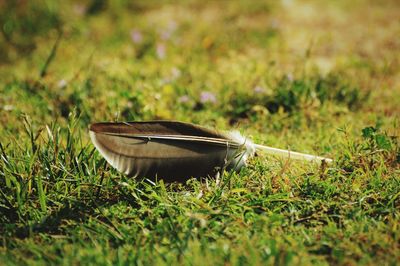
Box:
[89,121,244,182]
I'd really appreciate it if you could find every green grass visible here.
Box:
[1,0,399,265]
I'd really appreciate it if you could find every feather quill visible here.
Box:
[89,121,332,181]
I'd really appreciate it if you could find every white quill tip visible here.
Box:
[226,131,256,169]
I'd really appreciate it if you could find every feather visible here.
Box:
[89,121,251,182]
[89,121,332,181]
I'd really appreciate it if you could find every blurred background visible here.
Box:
[0,0,399,133]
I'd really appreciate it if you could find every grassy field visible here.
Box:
[0,0,399,265]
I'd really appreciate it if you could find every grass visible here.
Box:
[0,0,399,265]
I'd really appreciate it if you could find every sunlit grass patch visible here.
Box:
[0,0,399,265]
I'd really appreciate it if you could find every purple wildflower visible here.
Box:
[200,91,217,104]
[159,21,178,40]
[253,85,266,94]
[160,67,181,84]
[178,95,190,103]
[156,43,166,59]
[171,67,181,79]
[130,29,143,44]
[160,29,172,41]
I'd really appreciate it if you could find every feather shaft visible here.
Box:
[254,144,333,164]
[102,133,240,147]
